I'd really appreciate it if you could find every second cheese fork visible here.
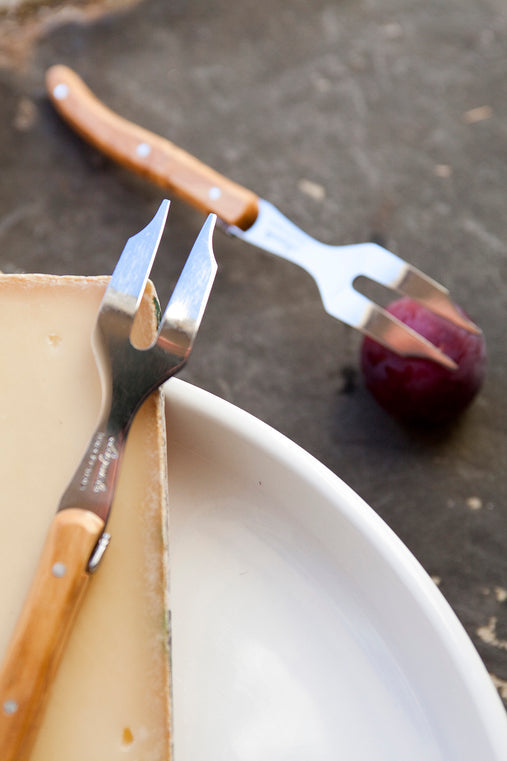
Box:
[46,64,480,370]
[0,200,217,761]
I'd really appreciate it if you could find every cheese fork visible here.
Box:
[0,200,217,761]
[46,64,481,371]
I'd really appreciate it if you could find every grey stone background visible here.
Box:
[1,0,506,709]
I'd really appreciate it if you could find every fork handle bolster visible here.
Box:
[0,508,105,761]
[46,65,260,230]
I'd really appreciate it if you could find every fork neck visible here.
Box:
[57,421,126,524]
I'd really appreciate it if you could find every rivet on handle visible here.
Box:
[51,562,67,578]
[2,700,18,715]
[136,142,151,158]
[52,83,69,101]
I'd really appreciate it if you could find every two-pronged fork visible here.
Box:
[46,64,480,370]
[0,200,217,761]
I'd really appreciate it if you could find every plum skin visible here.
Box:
[360,297,487,425]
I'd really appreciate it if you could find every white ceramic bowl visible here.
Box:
[164,379,507,761]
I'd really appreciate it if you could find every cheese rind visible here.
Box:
[0,274,171,760]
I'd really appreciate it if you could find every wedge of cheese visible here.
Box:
[0,274,172,760]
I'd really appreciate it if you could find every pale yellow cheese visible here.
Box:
[0,274,172,760]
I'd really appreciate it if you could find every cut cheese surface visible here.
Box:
[0,274,171,760]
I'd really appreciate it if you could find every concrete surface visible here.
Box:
[1,0,506,711]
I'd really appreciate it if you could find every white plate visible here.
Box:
[164,379,507,761]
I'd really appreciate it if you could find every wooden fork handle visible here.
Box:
[0,508,104,761]
[46,64,259,231]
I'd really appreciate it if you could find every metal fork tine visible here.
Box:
[105,199,170,316]
[331,286,458,369]
[347,242,480,335]
[362,299,458,370]
[393,264,481,334]
[159,213,217,354]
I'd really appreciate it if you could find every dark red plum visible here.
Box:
[360,297,487,425]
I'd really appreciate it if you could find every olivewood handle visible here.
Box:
[46,64,259,230]
[0,508,105,761]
